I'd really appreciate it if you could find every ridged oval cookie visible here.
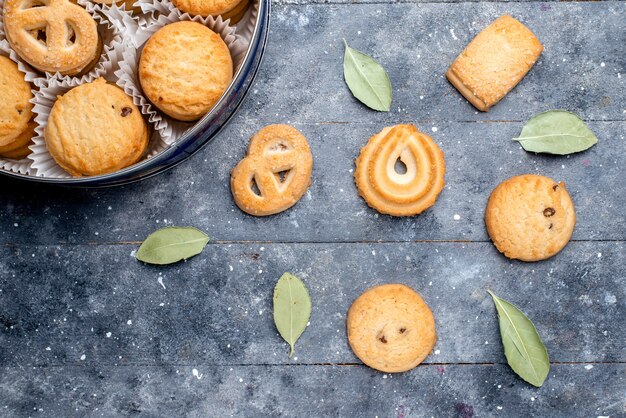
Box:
[139,21,233,122]
[446,15,543,112]
[355,124,446,216]
[347,284,437,373]
[486,174,576,262]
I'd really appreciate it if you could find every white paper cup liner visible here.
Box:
[233,0,257,41]
[140,0,256,31]
[131,0,257,72]
[27,39,125,178]
[79,0,153,29]
[113,4,249,150]
[0,39,42,174]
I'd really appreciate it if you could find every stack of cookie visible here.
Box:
[0,0,106,166]
[0,56,35,160]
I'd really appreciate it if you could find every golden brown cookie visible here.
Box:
[139,22,233,122]
[3,0,100,76]
[0,56,33,148]
[172,0,245,19]
[354,124,446,217]
[220,0,249,23]
[231,124,313,216]
[0,121,36,159]
[486,174,576,262]
[0,140,33,160]
[446,15,543,112]
[44,78,149,177]
[347,284,437,373]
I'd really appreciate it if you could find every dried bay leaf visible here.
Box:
[273,272,312,358]
[513,110,598,155]
[343,39,392,112]
[135,227,209,265]
[488,290,550,387]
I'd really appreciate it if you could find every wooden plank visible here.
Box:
[1,120,624,244]
[0,2,622,416]
[0,364,623,416]
[244,2,626,123]
[1,242,623,366]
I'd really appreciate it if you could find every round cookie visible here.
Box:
[347,284,437,373]
[485,174,576,262]
[0,56,34,147]
[139,21,233,122]
[172,0,245,18]
[355,124,446,216]
[3,0,100,75]
[44,78,149,177]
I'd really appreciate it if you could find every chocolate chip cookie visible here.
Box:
[486,174,576,261]
[347,284,437,373]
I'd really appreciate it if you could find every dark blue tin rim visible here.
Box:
[0,0,270,187]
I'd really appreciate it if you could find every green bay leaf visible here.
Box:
[488,290,550,387]
[343,39,392,112]
[273,272,312,358]
[135,227,209,265]
[513,110,598,155]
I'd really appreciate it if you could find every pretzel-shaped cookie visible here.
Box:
[231,124,313,216]
[355,124,446,217]
[3,0,99,75]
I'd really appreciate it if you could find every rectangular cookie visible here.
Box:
[446,15,543,112]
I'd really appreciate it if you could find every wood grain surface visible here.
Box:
[0,1,624,416]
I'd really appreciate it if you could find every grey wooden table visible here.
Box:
[1,1,625,416]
